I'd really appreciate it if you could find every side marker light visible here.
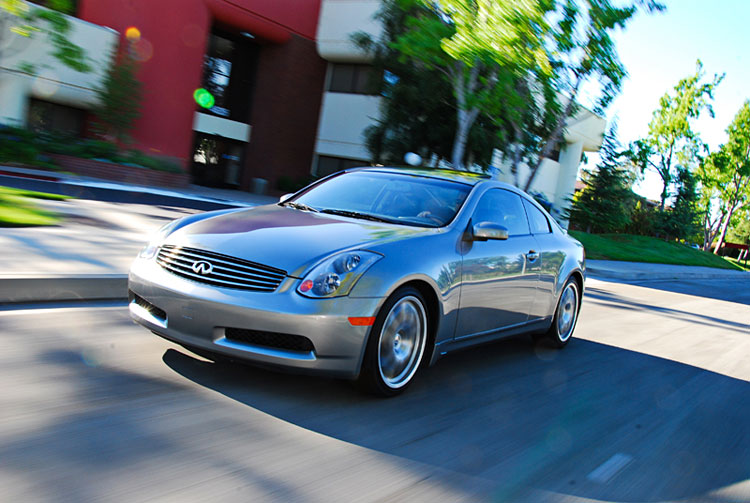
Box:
[348,317,376,326]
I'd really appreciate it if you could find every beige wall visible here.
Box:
[0,2,118,125]
[314,1,382,170]
[317,0,381,62]
[315,88,381,161]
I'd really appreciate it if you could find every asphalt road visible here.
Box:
[0,278,748,502]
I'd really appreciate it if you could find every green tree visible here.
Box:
[523,0,664,192]
[389,0,553,170]
[93,47,143,145]
[360,0,661,191]
[0,0,90,74]
[354,0,495,166]
[627,61,723,211]
[568,126,636,233]
[698,101,750,253]
[662,166,700,240]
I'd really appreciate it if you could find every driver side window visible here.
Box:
[473,189,530,237]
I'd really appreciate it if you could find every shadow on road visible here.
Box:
[590,276,750,305]
[163,336,750,502]
[584,287,750,333]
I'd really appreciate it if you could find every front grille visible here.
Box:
[225,327,315,353]
[129,291,167,321]
[156,245,286,292]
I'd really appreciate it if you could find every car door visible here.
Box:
[455,188,541,339]
[522,198,559,320]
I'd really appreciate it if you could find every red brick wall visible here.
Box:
[49,155,190,188]
[79,0,324,180]
[242,35,327,191]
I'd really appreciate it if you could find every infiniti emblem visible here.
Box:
[191,260,213,275]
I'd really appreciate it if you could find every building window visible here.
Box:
[191,134,245,188]
[200,29,258,122]
[27,99,86,136]
[315,155,368,177]
[549,144,561,162]
[328,64,380,95]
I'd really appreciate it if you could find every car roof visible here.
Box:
[348,166,491,186]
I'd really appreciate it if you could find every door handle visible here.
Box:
[526,250,540,262]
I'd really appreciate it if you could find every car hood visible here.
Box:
[164,204,432,277]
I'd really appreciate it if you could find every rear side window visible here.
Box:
[523,199,551,234]
[472,189,530,236]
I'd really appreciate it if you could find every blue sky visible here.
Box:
[587,0,750,199]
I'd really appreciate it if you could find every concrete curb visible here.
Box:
[0,275,128,304]
[586,265,750,281]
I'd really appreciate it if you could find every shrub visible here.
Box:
[81,140,119,160]
[0,126,41,166]
[0,125,183,174]
[125,150,182,173]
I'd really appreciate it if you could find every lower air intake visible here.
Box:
[225,328,315,353]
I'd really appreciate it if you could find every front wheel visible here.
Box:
[359,287,428,397]
[542,279,580,348]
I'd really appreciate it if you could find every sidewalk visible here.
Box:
[0,170,277,303]
[586,259,750,281]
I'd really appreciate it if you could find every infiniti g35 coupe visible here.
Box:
[128,167,585,396]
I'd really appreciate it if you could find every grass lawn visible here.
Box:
[569,231,743,271]
[0,186,67,227]
[725,256,750,271]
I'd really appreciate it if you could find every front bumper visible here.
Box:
[128,257,384,378]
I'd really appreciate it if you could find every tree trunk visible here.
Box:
[511,126,522,187]
[450,61,483,170]
[659,185,669,212]
[523,77,582,192]
[713,210,733,255]
[713,172,749,253]
[701,208,711,250]
[658,145,674,212]
[452,108,476,170]
[703,195,731,251]
[703,208,724,251]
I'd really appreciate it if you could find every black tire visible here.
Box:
[542,278,580,348]
[358,286,429,397]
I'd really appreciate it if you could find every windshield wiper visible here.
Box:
[319,208,397,224]
[280,201,319,213]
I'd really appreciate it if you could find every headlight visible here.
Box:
[297,250,382,298]
[138,242,160,259]
[138,219,181,259]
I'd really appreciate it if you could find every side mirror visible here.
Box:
[279,193,294,203]
[472,221,509,241]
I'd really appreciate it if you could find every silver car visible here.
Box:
[129,167,585,396]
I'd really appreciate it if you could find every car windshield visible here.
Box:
[286,171,472,228]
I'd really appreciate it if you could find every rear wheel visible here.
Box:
[543,279,580,348]
[359,287,428,397]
